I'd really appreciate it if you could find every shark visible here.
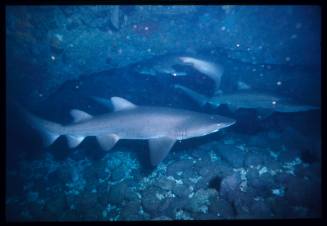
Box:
[134,55,188,77]
[18,97,235,166]
[178,56,224,94]
[134,55,224,93]
[174,84,320,117]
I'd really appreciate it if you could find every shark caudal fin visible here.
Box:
[15,103,63,146]
[174,84,209,107]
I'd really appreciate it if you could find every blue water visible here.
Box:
[6,5,321,221]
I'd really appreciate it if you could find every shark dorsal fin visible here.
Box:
[111,97,137,111]
[91,96,113,109]
[70,109,93,122]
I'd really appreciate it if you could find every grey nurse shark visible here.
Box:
[174,84,320,117]
[134,55,224,93]
[134,55,188,77]
[19,97,235,166]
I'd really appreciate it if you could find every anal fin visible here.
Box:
[97,134,119,151]
[41,131,60,146]
[66,135,85,148]
[149,137,176,166]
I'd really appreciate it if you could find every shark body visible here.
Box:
[134,55,188,77]
[174,84,320,117]
[20,97,235,165]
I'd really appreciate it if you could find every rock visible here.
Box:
[199,167,210,177]
[59,210,80,221]
[152,216,172,220]
[26,191,39,203]
[209,160,234,178]
[247,168,274,197]
[185,189,217,214]
[278,148,301,163]
[96,184,111,207]
[45,194,67,216]
[194,160,232,191]
[194,212,221,220]
[172,184,192,198]
[280,127,307,149]
[156,177,175,190]
[141,186,164,215]
[296,162,321,179]
[216,144,246,168]
[108,181,129,205]
[164,197,190,218]
[124,187,140,202]
[123,214,147,221]
[111,165,126,182]
[284,176,321,209]
[267,130,281,141]
[268,197,293,218]
[248,133,269,148]
[219,173,242,202]
[232,191,256,218]
[120,200,141,220]
[265,157,281,170]
[208,176,223,191]
[274,172,292,186]
[191,146,207,158]
[300,143,320,164]
[209,197,235,219]
[27,202,46,220]
[194,176,210,191]
[82,203,103,220]
[167,160,194,176]
[47,170,62,187]
[158,197,174,215]
[77,191,98,210]
[244,151,265,168]
[249,199,273,218]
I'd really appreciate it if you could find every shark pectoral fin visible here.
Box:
[110,97,137,111]
[70,109,93,122]
[228,105,239,113]
[149,137,176,166]
[257,109,274,119]
[97,134,119,151]
[66,135,85,148]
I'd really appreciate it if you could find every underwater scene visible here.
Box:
[6,5,321,221]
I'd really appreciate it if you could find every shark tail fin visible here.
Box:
[174,84,209,107]
[15,102,63,146]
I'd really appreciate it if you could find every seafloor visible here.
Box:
[6,124,321,221]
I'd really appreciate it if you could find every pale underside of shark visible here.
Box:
[174,84,320,118]
[19,97,235,166]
